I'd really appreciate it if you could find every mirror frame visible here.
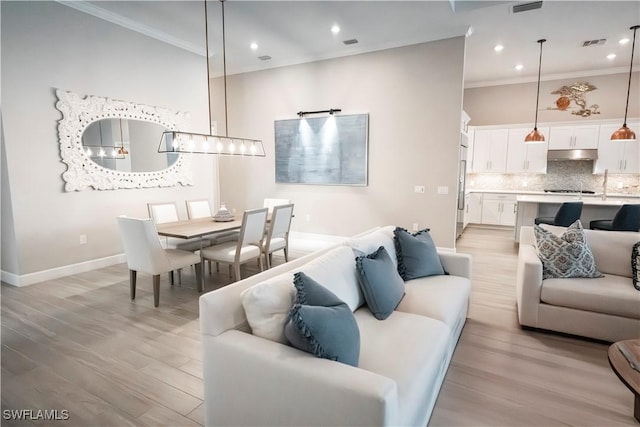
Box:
[55,89,193,191]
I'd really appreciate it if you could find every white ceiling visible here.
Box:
[62,0,640,88]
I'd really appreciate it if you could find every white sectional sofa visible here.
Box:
[199,226,472,426]
[516,225,640,342]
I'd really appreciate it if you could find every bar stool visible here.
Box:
[535,202,583,227]
[590,204,640,231]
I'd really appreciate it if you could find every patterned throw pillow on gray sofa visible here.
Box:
[633,242,640,291]
[533,220,603,279]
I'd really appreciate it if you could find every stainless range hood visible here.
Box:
[547,149,598,161]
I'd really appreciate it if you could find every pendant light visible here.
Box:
[611,25,639,142]
[117,118,129,155]
[525,39,546,143]
[158,0,265,156]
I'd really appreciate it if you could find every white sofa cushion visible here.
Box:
[344,228,398,268]
[301,246,363,311]
[354,308,449,427]
[241,272,296,343]
[541,275,640,319]
[396,275,471,329]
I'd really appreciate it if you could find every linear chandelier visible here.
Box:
[524,39,546,143]
[610,25,639,142]
[158,0,265,156]
[297,108,342,117]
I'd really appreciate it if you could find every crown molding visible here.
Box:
[55,0,204,56]
[465,66,633,89]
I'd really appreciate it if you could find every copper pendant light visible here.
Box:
[611,25,639,142]
[117,119,129,155]
[525,39,546,143]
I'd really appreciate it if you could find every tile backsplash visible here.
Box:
[467,160,640,194]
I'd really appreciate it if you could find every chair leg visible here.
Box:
[130,270,137,300]
[170,271,174,286]
[228,265,233,277]
[259,256,265,273]
[268,253,273,267]
[234,263,241,282]
[178,269,182,286]
[152,275,160,307]
[195,262,203,293]
[284,247,289,263]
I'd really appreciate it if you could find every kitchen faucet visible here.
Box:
[602,169,608,201]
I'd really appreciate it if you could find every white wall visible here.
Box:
[214,37,466,248]
[1,1,217,278]
[464,72,639,126]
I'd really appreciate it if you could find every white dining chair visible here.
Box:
[116,216,203,307]
[262,203,294,269]
[148,201,211,252]
[200,208,268,282]
[263,198,292,214]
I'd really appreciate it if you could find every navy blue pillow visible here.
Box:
[632,242,640,291]
[355,246,405,320]
[284,272,360,366]
[393,227,445,280]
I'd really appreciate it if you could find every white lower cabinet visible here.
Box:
[481,194,517,226]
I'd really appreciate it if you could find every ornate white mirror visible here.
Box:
[56,89,193,191]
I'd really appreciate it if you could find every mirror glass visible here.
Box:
[81,119,178,172]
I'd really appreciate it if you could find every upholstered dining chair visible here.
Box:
[200,208,268,282]
[534,201,583,227]
[590,204,640,231]
[148,202,210,252]
[116,216,203,307]
[263,198,292,214]
[262,203,294,269]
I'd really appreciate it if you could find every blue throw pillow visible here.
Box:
[355,246,405,320]
[284,272,360,366]
[393,227,445,280]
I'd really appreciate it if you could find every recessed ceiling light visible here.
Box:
[607,53,616,60]
[250,42,258,50]
[515,64,524,71]
[494,44,504,52]
[331,24,340,34]
[619,37,630,45]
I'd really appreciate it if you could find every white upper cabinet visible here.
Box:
[548,125,600,150]
[472,129,508,173]
[594,122,640,174]
[506,127,549,174]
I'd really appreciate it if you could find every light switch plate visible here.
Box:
[414,185,425,194]
[437,186,449,195]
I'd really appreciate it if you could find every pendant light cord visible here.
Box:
[623,26,638,126]
[221,0,228,137]
[533,39,545,130]
[204,0,213,134]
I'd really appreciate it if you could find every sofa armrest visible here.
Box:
[438,251,472,279]
[202,330,398,427]
[515,243,543,327]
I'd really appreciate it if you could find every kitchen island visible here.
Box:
[514,194,640,241]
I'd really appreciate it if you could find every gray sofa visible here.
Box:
[516,225,640,342]
[199,226,472,426]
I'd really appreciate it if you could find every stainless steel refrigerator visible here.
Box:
[456,135,468,239]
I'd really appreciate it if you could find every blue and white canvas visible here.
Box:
[274,114,368,186]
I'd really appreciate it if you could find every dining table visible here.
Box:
[156,217,243,291]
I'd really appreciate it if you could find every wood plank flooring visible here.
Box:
[2,227,636,426]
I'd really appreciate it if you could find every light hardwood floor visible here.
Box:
[1,227,636,426]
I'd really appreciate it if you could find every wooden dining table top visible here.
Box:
[156,217,243,239]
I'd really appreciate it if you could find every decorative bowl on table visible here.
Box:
[213,204,234,222]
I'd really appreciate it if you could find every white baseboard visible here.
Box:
[1,253,126,287]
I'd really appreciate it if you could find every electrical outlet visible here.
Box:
[79,234,87,245]
[437,186,449,195]
[412,223,419,231]
[414,185,425,194]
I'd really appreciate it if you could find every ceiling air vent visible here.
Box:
[582,39,606,47]
[343,39,359,45]
[512,1,543,13]
[258,55,272,61]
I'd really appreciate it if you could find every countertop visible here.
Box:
[467,189,640,198]
[516,194,639,206]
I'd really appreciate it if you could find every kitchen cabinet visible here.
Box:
[548,125,600,150]
[593,122,640,174]
[472,129,508,173]
[465,192,483,225]
[481,193,517,226]
[506,127,549,173]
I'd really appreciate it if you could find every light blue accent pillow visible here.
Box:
[284,272,360,366]
[355,246,405,320]
[393,227,445,280]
